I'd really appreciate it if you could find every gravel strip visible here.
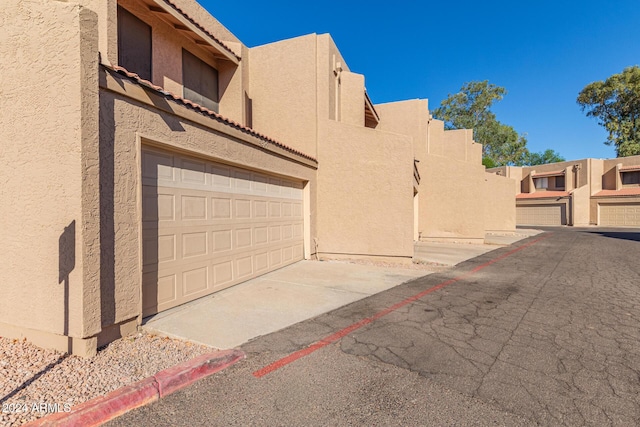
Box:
[0,332,213,426]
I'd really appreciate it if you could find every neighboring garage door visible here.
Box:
[599,203,640,227]
[516,204,566,226]
[141,147,305,316]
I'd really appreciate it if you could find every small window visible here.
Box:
[117,6,152,81]
[555,175,565,189]
[182,49,219,113]
[622,171,640,185]
[534,177,548,189]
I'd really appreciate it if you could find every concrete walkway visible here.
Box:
[414,229,542,266]
[142,261,429,349]
[143,229,541,349]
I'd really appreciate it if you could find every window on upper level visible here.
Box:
[534,177,548,189]
[117,6,152,81]
[622,171,640,185]
[534,174,565,190]
[182,49,219,113]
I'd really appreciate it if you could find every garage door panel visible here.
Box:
[182,266,209,296]
[255,252,269,272]
[212,260,233,287]
[181,195,208,220]
[516,204,566,226]
[142,147,305,316]
[212,229,233,252]
[600,203,640,226]
[236,256,253,278]
[270,250,282,267]
[182,232,208,259]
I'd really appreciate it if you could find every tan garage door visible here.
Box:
[141,147,305,316]
[599,203,640,227]
[516,204,566,226]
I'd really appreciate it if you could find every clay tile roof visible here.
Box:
[516,191,570,199]
[104,64,317,163]
[531,170,565,178]
[619,165,640,172]
[593,188,640,197]
[161,0,240,60]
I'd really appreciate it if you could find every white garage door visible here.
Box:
[516,204,566,226]
[599,203,640,227]
[141,148,305,316]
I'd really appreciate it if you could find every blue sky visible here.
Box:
[200,0,640,160]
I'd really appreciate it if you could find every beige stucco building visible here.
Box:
[1,0,515,355]
[489,155,640,227]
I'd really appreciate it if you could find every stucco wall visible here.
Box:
[375,99,504,241]
[572,184,591,226]
[484,173,516,233]
[100,71,318,328]
[316,121,414,258]
[420,157,487,241]
[589,158,604,195]
[248,35,318,159]
[375,99,428,162]
[443,129,479,163]
[340,72,365,126]
[321,34,350,123]
[0,1,100,341]
[426,119,446,157]
[78,0,117,65]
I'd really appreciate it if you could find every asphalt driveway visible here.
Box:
[108,228,640,426]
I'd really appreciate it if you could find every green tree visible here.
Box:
[484,121,529,166]
[524,149,565,166]
[433,81,506,132]
[433,81,531,166]
[577,66,640,157]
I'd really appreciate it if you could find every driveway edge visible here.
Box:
[24,349,245,427]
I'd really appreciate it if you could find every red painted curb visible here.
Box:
[24,349,245,427]
[154,349,245,398]
[27,378,159,427]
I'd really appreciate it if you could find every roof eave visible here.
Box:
[147,0,240,64]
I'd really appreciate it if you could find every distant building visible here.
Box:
[488,155,640,227]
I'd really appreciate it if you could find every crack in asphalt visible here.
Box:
[335,230,640,426]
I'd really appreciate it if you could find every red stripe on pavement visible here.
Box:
[253,233,551,378]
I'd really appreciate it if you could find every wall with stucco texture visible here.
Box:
[0,1,99,340]
[340,71,365,126]
[321,34,350,123]
[249,35,319,159]
[375,99,508,241]
[420,156,487,241]
[484,173,516,233]
[572,185,591,226]
[78,0,117,65]
[100,71,318,327]
[316,121,414,258]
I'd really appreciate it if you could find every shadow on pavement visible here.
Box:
[585,230,640,242]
